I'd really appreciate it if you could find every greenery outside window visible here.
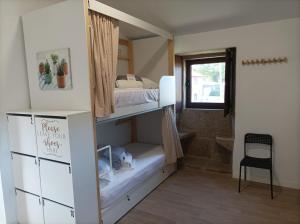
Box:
[186,56,226,109]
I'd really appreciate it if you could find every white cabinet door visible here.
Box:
[7,114,37,156]
[35,116,71,163]
[12,153,40,195]
[43,199,75,224]
[39,159,74,207]
[16,190,44,224]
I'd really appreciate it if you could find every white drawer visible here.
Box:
[40,159,74,207]
[43,199,75,224]
[7,114,37,156]
[35,116,71,163]
[12,153,40,195]
[16,190,44,224]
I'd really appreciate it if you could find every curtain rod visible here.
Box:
[88,0,173,40]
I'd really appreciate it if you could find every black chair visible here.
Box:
[238,133,273,199]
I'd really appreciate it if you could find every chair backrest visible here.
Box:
[244,133,273,158]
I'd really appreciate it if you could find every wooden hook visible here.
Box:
[241,57,287,66]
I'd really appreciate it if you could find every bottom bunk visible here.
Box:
[98,143,176,224]
[96,110,181,224]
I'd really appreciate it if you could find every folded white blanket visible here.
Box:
[100,146,136,170]
[120,151,136,169]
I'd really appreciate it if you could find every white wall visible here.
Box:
[117,44,129,76]
[116,31,130,76]
[175,18,300,189]
[96,121,131,147]
[0,174,5,224]
[22,0,91,111]
[133,36,168,83]
[0,0,64,223]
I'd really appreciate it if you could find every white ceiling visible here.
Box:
[119,21,157,40]
[98,0,300,36]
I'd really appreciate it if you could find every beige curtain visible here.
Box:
[162,106,184,164]
[90,12,119,117]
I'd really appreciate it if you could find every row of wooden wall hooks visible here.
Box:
[241,57,288,66]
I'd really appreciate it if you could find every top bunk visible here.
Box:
[97,75,175,123]
[91,1,176,122]
[97,32,175,123]
[21,0,175,121]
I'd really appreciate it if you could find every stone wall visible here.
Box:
[178,109,233,172]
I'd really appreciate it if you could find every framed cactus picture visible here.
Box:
[36,48,72,90]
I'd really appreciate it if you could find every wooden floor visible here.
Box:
[118,167,300,224]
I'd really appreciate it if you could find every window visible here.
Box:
[186,56,226,109]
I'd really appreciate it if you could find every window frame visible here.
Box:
[185,56,226,109]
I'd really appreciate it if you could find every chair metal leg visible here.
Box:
[238,165,242,193]
[270,168,273,199]
[244,166,247,182]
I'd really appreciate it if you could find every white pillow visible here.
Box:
[142,77,158,89]
[115,80,143,89]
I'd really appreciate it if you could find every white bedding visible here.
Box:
[114,88,159,108]
[100,143,165,210]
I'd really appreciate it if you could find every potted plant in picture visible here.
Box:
[50,54,59,76]
[39,62,45,75]
[61,58,68,75]
[44,60,52,85]
[56,62,65,88]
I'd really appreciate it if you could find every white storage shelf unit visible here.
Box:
[7,110,99,224]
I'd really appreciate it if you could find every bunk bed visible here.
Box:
[88,3,178,220]
[21,1,181,223]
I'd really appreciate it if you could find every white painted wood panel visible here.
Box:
[22,0,91,110]
[35,117,71,163]
[12,153,40,195]
[15,190,43,224]
[43,199,75,224]
[159,76,175,107]
[96,102,159,123]
[39,159,74,207]
[67,113,100,223]
[7,115,37,156]
[88,0,173,39]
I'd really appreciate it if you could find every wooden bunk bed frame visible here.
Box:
[85,3,176,124]
[18,1,176,223]
[85,1,176,223]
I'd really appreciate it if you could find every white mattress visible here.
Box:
[100,143,165,210]
[114,88,159,108]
